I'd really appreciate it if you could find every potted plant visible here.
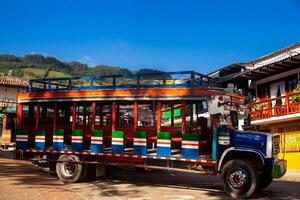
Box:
[291,84,300,103]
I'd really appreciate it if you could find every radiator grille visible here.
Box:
[273,135,280,155]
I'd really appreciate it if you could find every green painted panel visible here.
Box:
[157,132,171,139]
[163,108,181,119]
[91,129,103,137]
[36,129,46,136]
[53,129,64,136]
[134,131,147,138]
[16,129,28,135]
[72,129,83,136]
[182,133,199,141]
[112,130,124,138]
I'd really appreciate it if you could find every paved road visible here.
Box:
[0,157,300,200]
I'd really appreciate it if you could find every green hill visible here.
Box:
[0,54,165,79]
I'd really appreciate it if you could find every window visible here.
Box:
[286,74,298,92]
[57,104,72,124]
[161,103,173,127]
[257,84,270,99]
[173,103,183,127]
[76,103,92,126]
[186,101,209,128]
[138,102,155,126]
[22,104,35,118]
[117,103,133,126]
[95,103,112,126]
[22,105,29,118]
[37,104,54,125]
[40,104,54,119]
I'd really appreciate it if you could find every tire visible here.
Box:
[56,154,88,183]
[221,159,260,199]
[259,174,273,189]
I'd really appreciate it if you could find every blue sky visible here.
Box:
[0,0,300,73]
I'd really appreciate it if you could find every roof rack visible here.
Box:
[28,71,220,92]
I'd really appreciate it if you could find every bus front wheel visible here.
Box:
[221,159,259,199]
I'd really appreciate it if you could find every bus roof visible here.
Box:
[28,71,219,92]
[17,71,243,103]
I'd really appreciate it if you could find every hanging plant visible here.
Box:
[291,84,300,103]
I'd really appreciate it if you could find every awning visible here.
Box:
[234,53,300,80]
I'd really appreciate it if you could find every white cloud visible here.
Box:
[78,55,95,66]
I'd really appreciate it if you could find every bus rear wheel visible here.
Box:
[221,159,259,199]
[56,154,87,183]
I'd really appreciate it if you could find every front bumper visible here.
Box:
[272,159,287,178]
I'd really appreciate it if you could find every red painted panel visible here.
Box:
[16,103,22,129]
[112,101,116,131]
[156,101,161,132]
[35,104,40,129]
[133,101,138,131]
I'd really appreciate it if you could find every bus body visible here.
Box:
[15,71,286,198]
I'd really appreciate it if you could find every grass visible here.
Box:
[22,68,69,79]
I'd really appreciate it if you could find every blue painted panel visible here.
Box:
[91,144,103,153]
[72,143,83,152]
[53,142,64,150]
[16,141,28,150]
[182,148,198,159]
[112,144,124,154]
[134,145,147,156]
[35,142,45,150]
[157,147,171,157]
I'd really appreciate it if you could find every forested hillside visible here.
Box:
[0,54,164,79]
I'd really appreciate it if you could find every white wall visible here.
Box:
[0,86,18,101]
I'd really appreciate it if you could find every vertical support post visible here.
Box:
[285,91,289,114]
[53,102,57,130]
[16,103,22,129]
[171,103,174,126]
[190,102,194,127]
[68,79,72,90]
[2,114,7,129]
[112,77,116,88]
[83,104,86,125]
[137,76,141,88]
[156,101,161,132]
[35,104,40,130]
[134,101,138,131]
[112,101,116,131]
[91,102,96,129]
[191,71,195,86]
[72,102,76,129]
[181,101,186,133]
[100,104,103,125]
[267,96,272,117]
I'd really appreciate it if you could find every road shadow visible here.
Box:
[1,158,300,200]
[91,167,300,200]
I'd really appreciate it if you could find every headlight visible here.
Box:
[266,134,273,158]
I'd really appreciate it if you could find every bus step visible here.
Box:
[103,147,112,151]
[147,148,157,154]
[171,149,181,155]
[124,148,133,152]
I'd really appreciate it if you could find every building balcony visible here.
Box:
[247,91,300,125]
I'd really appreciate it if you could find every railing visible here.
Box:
[247,91,300,121]
[28,71,220,93]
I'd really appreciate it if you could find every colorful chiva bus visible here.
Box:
[15,71,285,198]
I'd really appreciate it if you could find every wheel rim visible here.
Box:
[61,161,78,177]
[228,167,248,189]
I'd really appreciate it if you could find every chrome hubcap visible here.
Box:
[61,161,77,177]
[228,169,247,189]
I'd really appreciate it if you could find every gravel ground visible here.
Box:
[0,158,84,200]
[0,157,300,200]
